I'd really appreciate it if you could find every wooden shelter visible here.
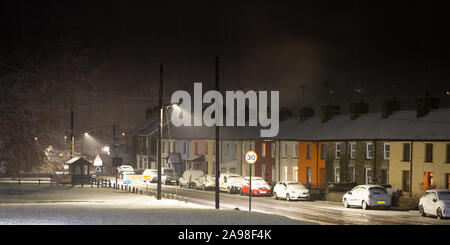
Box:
[66,157,92,184]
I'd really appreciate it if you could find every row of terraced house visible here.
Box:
[126,96,450,199]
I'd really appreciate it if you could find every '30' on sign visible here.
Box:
[245,151,257,164]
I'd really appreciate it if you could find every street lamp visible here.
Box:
[157,103,179,200]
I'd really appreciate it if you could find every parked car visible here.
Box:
[273,181,310,201]
[195,175,216,190]
[240,176,271,196]
[117,165,135,178]
[342,185,391,210]
[179,170,204,188]
[219,174,244,194]
[142,169,158,183]
[419,189,450,219]
[161,168,178,185]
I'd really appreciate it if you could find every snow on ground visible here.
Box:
[0,183,317,225]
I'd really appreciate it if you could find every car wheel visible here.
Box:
[286,194,291,202]
[227,187,232,194]
[202,185,206,191]
[274,192,278,200]
[419,205,426,217]
[437,208,443,220]
[362,201,369,210]
[343,199,349,208]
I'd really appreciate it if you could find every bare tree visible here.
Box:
[0,37,103,177]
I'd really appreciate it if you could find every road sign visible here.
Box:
[95,166,102,173]
[124,174,144,181]
[93,154,103,166]
[245,151,257,164]
[123,180,132,185]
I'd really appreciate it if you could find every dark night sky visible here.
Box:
[1,0,450,135]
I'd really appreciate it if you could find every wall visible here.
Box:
[390,141,450,198]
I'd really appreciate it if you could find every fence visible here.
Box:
[0,176,189,203]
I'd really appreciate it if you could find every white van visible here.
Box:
[219,174,244,194]
[179,170,204,188]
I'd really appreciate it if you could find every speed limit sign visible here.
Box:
[245,151,257,164]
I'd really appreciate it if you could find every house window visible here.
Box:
[293,143,298,158]
[350,143,356,159]
[183,142,187,154]
[384,143,390,160]
[306,144,311,160]
[365,168,373,184]
[226,143,229,153]
[284,143,288,157]
[173,142,176,153]
[261,143,266,157]
[306,167,311,184]
[195,142,198,154]
[335,143,341,159]
[271,143,276,158]
[249,143,254,151]
[162,141,165,153]
[206,142,209,154]
[425,143,433,162]
[320,144,326,160]
[366,143,373,160]
[403,143,411,161]
[334,167,340,183]
[349,167,355,182]
[213,141,216,154]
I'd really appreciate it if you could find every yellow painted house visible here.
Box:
[389,141,450,198]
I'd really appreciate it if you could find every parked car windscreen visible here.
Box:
[287,183,306,188]
[438,191,450,200]
[369,187,387,194]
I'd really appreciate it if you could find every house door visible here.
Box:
[262,164,266,181]
[447,174,450,189]
[402,171,410,192]
[271,165,276,184]
[319,168,325,189]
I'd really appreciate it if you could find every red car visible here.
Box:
[240,177,271,196]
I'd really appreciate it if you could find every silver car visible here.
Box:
[419,189,450,219]
[343,185,391,210]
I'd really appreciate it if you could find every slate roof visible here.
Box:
[129,109,450,141]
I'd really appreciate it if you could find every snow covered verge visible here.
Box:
[0,184,317,225]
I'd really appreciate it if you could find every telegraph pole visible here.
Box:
[215,57,220,209]
[157,63,163,200]
[71,107,74,158]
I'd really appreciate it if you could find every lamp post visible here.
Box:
[157,103,179,200]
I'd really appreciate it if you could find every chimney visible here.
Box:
[300,104,314,121]
[382,96,401,119]
[321,103,340,123]
[280,107,292,121]
[350,100,369,120]
[416,93,439,118]
[145,106,159,120]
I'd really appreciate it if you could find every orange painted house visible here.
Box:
[298,142,326,189]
